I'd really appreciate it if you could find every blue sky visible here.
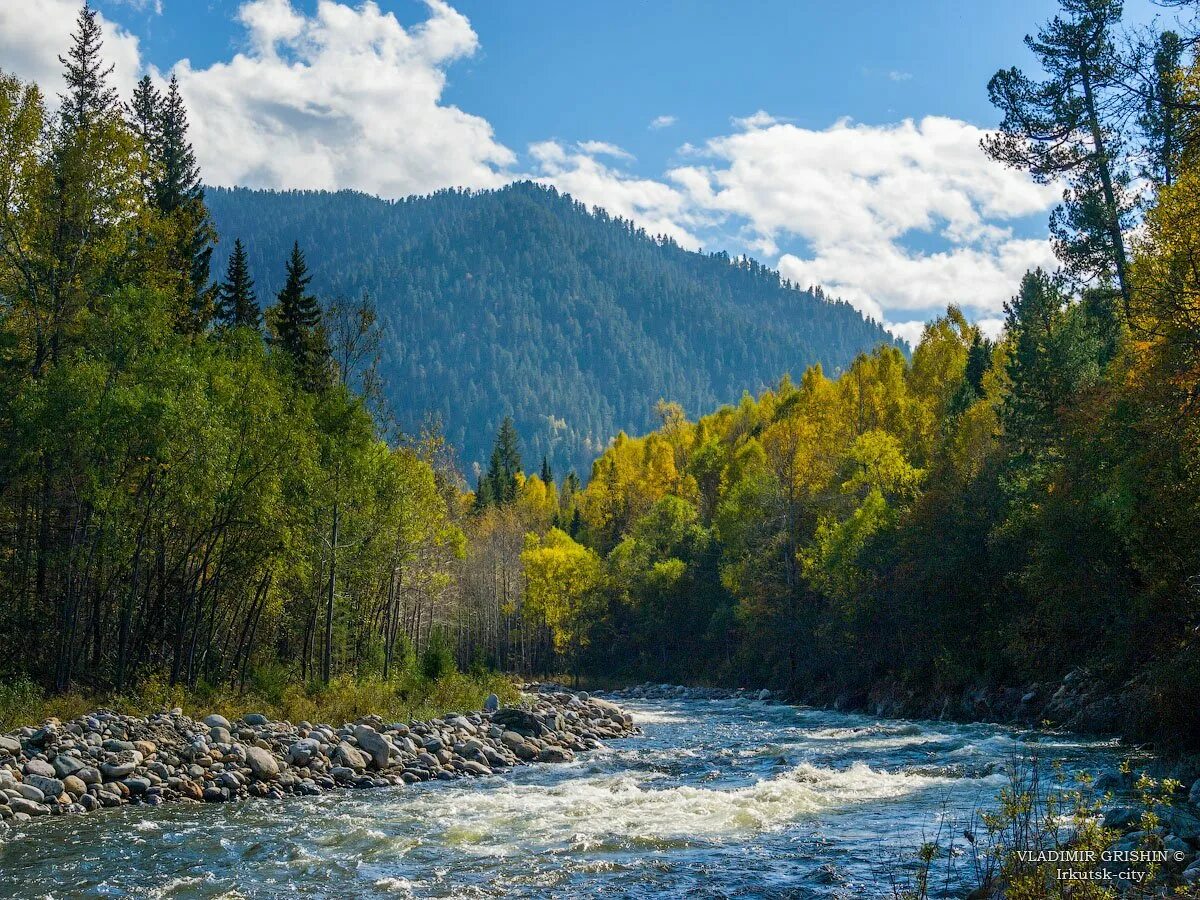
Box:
[0,0,1175,340]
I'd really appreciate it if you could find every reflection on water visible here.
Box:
[0,698,1124,898]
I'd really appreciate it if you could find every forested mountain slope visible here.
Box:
[206,182,900,474]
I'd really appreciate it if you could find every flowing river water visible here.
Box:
[0,696,1127,898]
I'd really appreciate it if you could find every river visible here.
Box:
[0,696,1126,898]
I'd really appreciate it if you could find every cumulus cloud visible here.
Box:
[2,0,1055,336]
[0,0,143,103]
[666,115,1059,321]
[529,141,706,249]
[173,0,515,196]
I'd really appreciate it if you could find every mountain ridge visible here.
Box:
[205,181,902,474]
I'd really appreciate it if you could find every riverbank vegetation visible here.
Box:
[1,1,1199,753]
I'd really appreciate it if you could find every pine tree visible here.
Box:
[1139,30,1185,189]
[272,242,327,388]
[58,2,118,132]
[478,417,522,507]
[155,74,216,328]
[216,238,260,330]
[540,454,553,486]
[984,0,1132,311]
[128,75,160,199]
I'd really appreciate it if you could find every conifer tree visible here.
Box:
[984,0,1133,311]
[58,2,117,132]
[154,74,216,327]
[540,455,553,486]
[477,417,522,507]
[215,238,260,330]
[127,75,159,199]
[272,241,328,388]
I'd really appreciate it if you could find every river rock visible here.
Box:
[1189,778,1200,807]
[0,736,21,756]
[25,774,64,800]
[332,742,368,772]
[491,708,542,736]
[202,714,232,730]
[52,754,85,778]
[23,758,56,779]
[484,693,500,713]
[62,775,86,798]
[14,782,45,802]
[8,797,48,816]
[244,746,279,780]
[353,725,392,769]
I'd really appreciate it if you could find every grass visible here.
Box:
[0,669,521,732]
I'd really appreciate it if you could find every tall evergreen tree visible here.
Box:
[1139,30,1185,189]
[984,0,1133,311]
[540,455,553,486]
[477,417,522,508]
[272,242,327,388]
[154,74,216,328]
[57,2,117,132]
[215,238,260,330]
[127,74,160,199]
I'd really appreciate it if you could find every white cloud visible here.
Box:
[888,70,913,82]
[1,0,1056,337]
[667,115,1059,321]
[529,140,706,249]
[576,140,633,161]
[0,0,143,104]
[173,0,515,196]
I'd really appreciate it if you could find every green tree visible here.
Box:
[477,416,522,508]
[271,241,328,389]
[984,0,1133,309]
[153,75,215,327]
[215,237,260,330]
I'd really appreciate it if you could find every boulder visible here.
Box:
[483,693,500,713]
[25,774,64,800]
[491,708,543,736]
[1189,778,1200,808]
[244,713,269,727]
[62,775,86,798]
[52,754,85,778]
[331,742,368,772]
[353,725,392,769]
[202,714,232,730]
[244,746,279,781]
[23,758,56,779]
[0,736,21,756]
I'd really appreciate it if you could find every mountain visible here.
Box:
[205,182,901,476]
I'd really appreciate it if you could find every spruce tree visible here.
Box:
[272,242,327,388]
[480,417,522,507]
[154,75,216,328]
[128,75,160,199]
[58,2,117,132]
[216,238,260,330]
[540,454,553,485]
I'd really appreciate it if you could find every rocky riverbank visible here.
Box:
[603,682,774,703]
[0,686,635,826]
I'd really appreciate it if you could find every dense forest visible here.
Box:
[1,0,1198,753]
[203,183,899,476]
